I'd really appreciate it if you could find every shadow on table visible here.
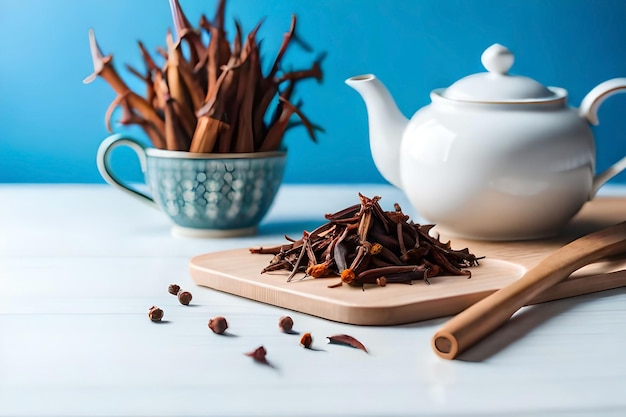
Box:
[454,287,626,362]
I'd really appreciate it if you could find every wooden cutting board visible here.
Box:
[190,197,626,325]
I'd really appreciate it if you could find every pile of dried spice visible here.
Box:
[250,194,483,287]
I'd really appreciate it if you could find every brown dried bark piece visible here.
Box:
[327,334,367,353]
[244,346,269,365]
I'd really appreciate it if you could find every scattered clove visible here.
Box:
[168,284,181,295]
[177,291,193,305]
[300,332,313,348]
[208,316,228,334]
[278,315,294,332]
[251,194,483,287]
[327,334,368,353]
[148,306,164,322]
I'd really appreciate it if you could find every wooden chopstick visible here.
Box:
[432,222,626,360]
[528,268,626,305]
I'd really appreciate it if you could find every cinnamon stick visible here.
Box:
[189,116,228,153]
[87,1,323,154]
[431,221,626,360]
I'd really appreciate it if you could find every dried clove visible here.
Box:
[327,334,368,353]
[300,332,313,348]
[278,315,294,332]
[168,284,181,295]
[251,194,483,287]
[148,306,164,322]
[208,316,228,334]
[177,290,193,305]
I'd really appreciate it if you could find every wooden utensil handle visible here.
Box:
[432,221,626,360]
[528,269,626,305]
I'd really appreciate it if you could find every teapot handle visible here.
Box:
[579,77,626,197]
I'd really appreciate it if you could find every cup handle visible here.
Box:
[579,78,626,197]
[96,134,157,207]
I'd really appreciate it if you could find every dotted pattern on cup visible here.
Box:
[146,154,286,230]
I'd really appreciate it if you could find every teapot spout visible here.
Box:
[346,74,408,189]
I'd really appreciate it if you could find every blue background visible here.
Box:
[2,0,626,185]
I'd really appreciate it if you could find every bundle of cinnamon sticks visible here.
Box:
[84,0,323,153]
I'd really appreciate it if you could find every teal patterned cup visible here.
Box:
[96,134,286,237]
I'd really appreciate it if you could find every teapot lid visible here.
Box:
[441,44,558,102]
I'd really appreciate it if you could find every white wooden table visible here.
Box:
[1,184,626,417]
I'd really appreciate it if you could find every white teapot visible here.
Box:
[346,44,626,240]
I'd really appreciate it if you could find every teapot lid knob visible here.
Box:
[441,43,559,102]
[481,43,514,75]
